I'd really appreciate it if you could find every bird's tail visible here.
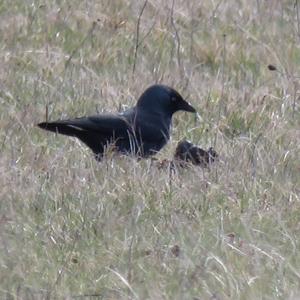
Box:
[37,121,83,137]
[37,121,105,156]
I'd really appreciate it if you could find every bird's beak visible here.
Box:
[179,99,196,113]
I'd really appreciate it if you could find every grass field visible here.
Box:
[1,0,300,299]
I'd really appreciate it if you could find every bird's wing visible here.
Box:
[38,113,132,136]
[38,113,135,156]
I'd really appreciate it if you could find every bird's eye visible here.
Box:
[171,96,177,102]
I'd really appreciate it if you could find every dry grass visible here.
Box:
[0,0,299,299]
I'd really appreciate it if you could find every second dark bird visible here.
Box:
[38,85,196,160]
[174,140,218,167]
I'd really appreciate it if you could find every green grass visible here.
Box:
[0,0,299,299]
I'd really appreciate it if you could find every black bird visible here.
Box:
[37,85,196,160]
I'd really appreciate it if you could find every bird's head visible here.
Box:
[137,85,196,116]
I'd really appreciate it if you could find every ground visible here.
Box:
[0,1,299,299]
